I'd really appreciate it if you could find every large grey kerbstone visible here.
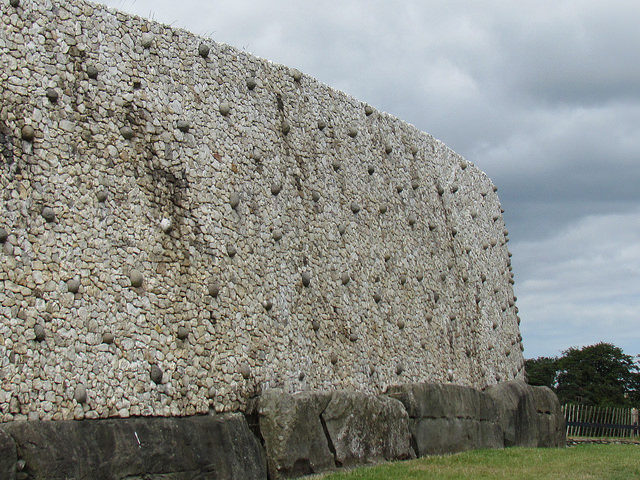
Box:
[485,381,537,447]
[2,414,266,480]
[530,386,566,447]
[0,427,16,480]
[484,380,565,448]
[321,391,415,467]
[256,390,334,479]
[386,383,503,456]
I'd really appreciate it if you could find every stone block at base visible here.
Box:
[321,392,416,467]
[2,413,266,480]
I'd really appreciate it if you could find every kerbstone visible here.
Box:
[321,391,415,467]
[2,414,266,480]
[256,390,334,479]
[0,428,16,480]
[386,383,503,456]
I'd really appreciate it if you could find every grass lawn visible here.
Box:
[319,445,640,480]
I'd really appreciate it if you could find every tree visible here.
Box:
[525,343,640,407]
[525,356,558,389]
[555,343,639,407]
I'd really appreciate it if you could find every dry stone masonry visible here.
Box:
[0,0,523,422]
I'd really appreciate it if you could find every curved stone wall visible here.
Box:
[0,0,523,422]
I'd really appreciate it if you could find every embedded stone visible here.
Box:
[411,178,420,190]
[311,191,320,202]
[396,363,404,375]
[9,0,19,6]
[270,182,282,196]
[227,244,237,257]
[67,277,81,294]
[41,207,55,223]
[120,126,134,139]
[385,144,393,154]
[272,229,283,241]
[246,77,257,90]
[408,214,416,226]
[384,253,391,262]
[399,275,407,285]
[96,190,108,202]
[74,385,87,404]
[21,125,35,141]
[460,160,468,170]
[364,105,373,116]
[86,65,99,79]
[396,185,403,193]
[341,273,350,285]
[347,126,358,138]
[332,159,341,171]
[410,145,418,155]
[281,120,290,135]
[160,218,172,233]
[34,324,45,342]
[46,88,59,103]
[311,320,320,331]
[337,224,346,235]
[451,184,459,193]
[230,192,240,209]
[379,204,387,214]
[129,270,144,288]
[291,69,302,82]
[262,300,273,311]
[176,120,190,132]
[397,320,405,329]
[219,102,231,116]
[317,120,326,130]
[330,353,338,365]
[301,271,311,288]
[350,202,360,214]
[437,186,444,196]
[368,166,375,175]
[240,364,251,379]
[198,43,210,58]
[102,333,115,344]
[373,292,382,303]
[150,365,163,384]
[416,273,424,282]
[0,228,7,243]
[141,33,153,48]
[349,334,358,342]
[177,327,188,340]
[207,281,220,297]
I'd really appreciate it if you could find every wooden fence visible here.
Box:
[562,404,640,437]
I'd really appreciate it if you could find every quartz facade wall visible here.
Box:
[0,0,523,422]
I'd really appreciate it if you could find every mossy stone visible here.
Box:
[34,324,45,342]
[46,88,59,103]
[67,278,81,294]
[129,269,143,288]
[21,125,35,141]
[41,207,55,223]
[177,326,188,340]
[219,102,231,116]
[150,365,163,384]
[198,43,210,58]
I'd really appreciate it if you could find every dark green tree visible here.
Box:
[524,356,558,389]
[555,343,640,407]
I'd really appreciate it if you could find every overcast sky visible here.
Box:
[95,0,640,360]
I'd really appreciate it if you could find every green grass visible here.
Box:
[318,445,640,480]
